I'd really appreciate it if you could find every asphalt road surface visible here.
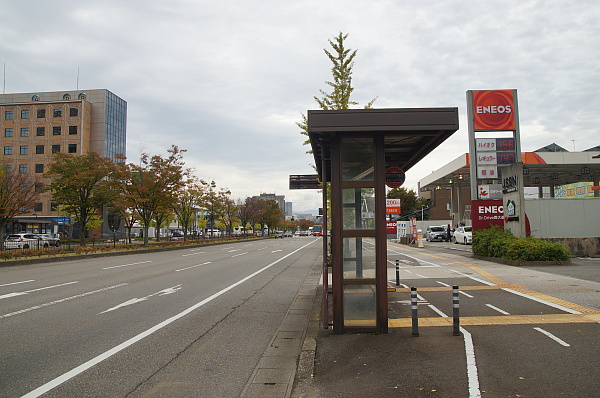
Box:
[0,237,321,398]
[296,240,600,397]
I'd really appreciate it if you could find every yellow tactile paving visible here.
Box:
[387,243,600,322]
[388,313,600,328]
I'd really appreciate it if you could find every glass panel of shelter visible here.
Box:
[340,137,377,328]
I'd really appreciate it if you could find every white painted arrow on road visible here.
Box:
[98,284,182,314]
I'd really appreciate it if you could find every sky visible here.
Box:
[2,0,599,213]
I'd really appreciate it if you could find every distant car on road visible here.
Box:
[283,231,293,237]
[4,233,44,249]
[453,226,472,245]
[35,234,61,247]
[425,226,447,242]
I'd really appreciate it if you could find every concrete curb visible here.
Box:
[240,256,322,398]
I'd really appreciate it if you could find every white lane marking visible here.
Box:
[0,280,35,287]
[20,239,317,398]
[272,249,283,253]
[98,285,182,314]
[231,252,248,258]
[436,281,450,287]
[534,327,571,347]
[181,252,205,257]
[502,288,582,314]
[386,250,441,267]
[460,291,474,298]
[449,269,496,286]
[428,305,448,318]
[486,304,510,315]
[0,283,129,320]
[228,249,239,252]
[415,274,429,279]
[0,281,79,300]
[461,327,482,398]
[102,261,152,270]
[175,262,211,272]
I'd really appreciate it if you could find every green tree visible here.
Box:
[387,187,429,220]
[297,32,377,144]
[0,161,41,247]
[46,152,118,245]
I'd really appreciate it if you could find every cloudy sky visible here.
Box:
[2,0,598,212]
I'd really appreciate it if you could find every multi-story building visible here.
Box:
[0,89,127,237]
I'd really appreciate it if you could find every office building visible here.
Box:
[0,89,127,236]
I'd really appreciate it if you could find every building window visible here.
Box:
[35,182,44,193]
[5,110,14,120]
[52,126,61,136]
[68,125,78,135]
[50,202,58,211]
[37,108,46,118]
[35,164,44,173]
[36,126,45,136]
[4,128,13,137]
[53,108,62,118]
[68,144,77,153]
[19,164,28,173]
[20,127,29,137]
[69,108,79,117]
[34,202,43,212]
[32,95,40,102]
[51,144,60,154]
[36,145,45,154]
[5,164,13,174]
[3,146,12,155]
[20,145,28,155]
[78,93,86,100]
[63,93,71,100]
[21,109,30,119]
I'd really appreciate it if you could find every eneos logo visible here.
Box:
[473,90,515,131]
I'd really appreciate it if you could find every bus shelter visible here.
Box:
[307,108,459,333]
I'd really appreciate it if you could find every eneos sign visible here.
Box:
[472,90,515,131]
[471,199,504,230]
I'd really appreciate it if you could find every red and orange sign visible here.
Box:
[472,90,515,131]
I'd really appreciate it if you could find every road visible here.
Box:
[0,237,321,398]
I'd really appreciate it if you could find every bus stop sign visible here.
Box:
[385,167,405,188]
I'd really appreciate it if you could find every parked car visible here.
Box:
[35,233,61,247]
[4,233,44,249]
[283,231,293,237]
[453,226,473,245]
[425,226,447,242]
[274,230,284,238]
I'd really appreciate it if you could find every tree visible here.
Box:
[387,187,428,220]
[114,146,187,246]
[297,32,377,144]
[173,179,202,241]
[219,190,237,237]
[0,161,41,248]
[199,180,230,238]
[260,200,283,235]
[46,152,118,245]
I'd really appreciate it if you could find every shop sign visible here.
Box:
[472,90,516,131]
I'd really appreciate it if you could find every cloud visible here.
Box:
[2,0,599,212]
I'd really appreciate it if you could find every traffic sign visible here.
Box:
[385,167,405,188]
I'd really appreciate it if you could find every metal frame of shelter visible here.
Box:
[307,108,459,334]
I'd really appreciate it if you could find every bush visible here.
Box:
[473,225,570,262]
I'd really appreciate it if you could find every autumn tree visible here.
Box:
[114,146,187,245]
[219,190,237,237]
[260,200,283,235]
[0,161,41,248]
[46,152,118,245]
[173,178,203,241]
[199,180,230,238]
